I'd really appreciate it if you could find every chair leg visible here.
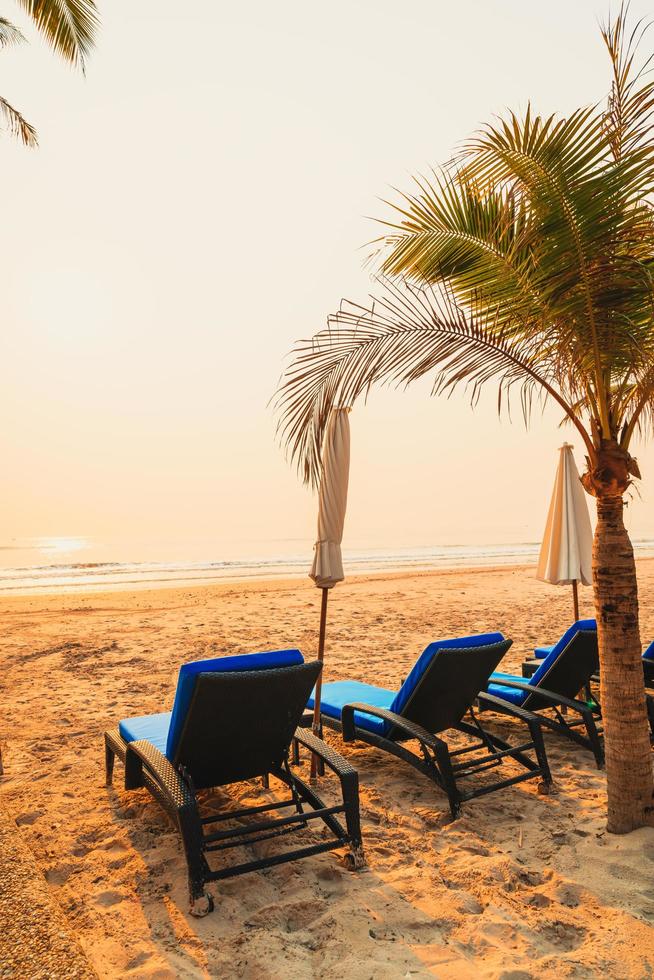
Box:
[431,741,461,820]
[527,717,552,789]
[315,720,325,776]
[178,804,214,917]
[104,737,115,786]
[341,771,364,867]
[582,712,605,768]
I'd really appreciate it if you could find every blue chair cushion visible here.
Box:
[119,711,171,755]
[486,672,527,706]
[166,648,304,759]
[388,632,506,719]
[643,642,654,663]
[534,645,553,659]
[307,680,395,735]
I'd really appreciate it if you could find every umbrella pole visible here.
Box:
[310,587,329,779]
[572,579,579,621]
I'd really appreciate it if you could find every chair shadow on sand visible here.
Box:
[104,760,484,977]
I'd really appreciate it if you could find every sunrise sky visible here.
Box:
[3,0,654,566]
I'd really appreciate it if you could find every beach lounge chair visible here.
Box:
[526,618,654,690]
[306,633,552,820]
[531,619,597,662]
[483,624,604,766]
[104,649,364,916]
[524,622,654,743]
[521,620,598,704]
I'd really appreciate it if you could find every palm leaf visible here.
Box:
[0,94,37,145]
[0,17,26,46]
[380,171,542,330]
[601,2,654,160]
[274,277,588,486]
[15,0,99,70]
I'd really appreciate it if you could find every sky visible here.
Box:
[2,0,654,565]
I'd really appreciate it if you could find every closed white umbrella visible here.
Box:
[537,443,592,620]
[309,408,350,776]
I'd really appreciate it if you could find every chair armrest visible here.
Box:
[125,740,195,810]
[487,679,597,715]
[478,691,551,726]
[293,727,358,783]
[340,701,447,752]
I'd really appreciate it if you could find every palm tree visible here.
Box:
[275,5,654,833]
[1,0,99,146]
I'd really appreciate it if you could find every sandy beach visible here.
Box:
[2,562,654,978]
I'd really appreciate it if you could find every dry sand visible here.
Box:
[2,562,654,978]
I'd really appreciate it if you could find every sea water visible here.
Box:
[2,536,654,595]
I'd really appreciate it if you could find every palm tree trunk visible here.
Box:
[593,494,654,833]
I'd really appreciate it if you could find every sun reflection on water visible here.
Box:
[36,537,89,556]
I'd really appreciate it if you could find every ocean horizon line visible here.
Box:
[2,538,654,595]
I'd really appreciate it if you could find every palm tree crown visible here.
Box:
[275,6,654,496]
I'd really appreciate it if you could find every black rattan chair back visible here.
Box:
[394,640,511,738]
[172,661,321,789]
[523,630,598,711]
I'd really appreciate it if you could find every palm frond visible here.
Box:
[0,94,37,146]
[14,0,99,70]
[618,354,654,445]
[459,106,647,315]
[0,17,26,47]
[601,2,654,161]
[274,277,589,486]
[380,170,542,330]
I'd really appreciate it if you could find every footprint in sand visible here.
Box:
[245,899,324,933]
[524,891,551,909]
[316,864,343,883]
[552,883,581,907]
[453,893,484,915]
[45,862,77,886]
[99,837,128,853]
[15,809,44,826]
[124,949,153,971]
[538,921,586,951]
[608,861,638,881]
[95,889,126,907]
